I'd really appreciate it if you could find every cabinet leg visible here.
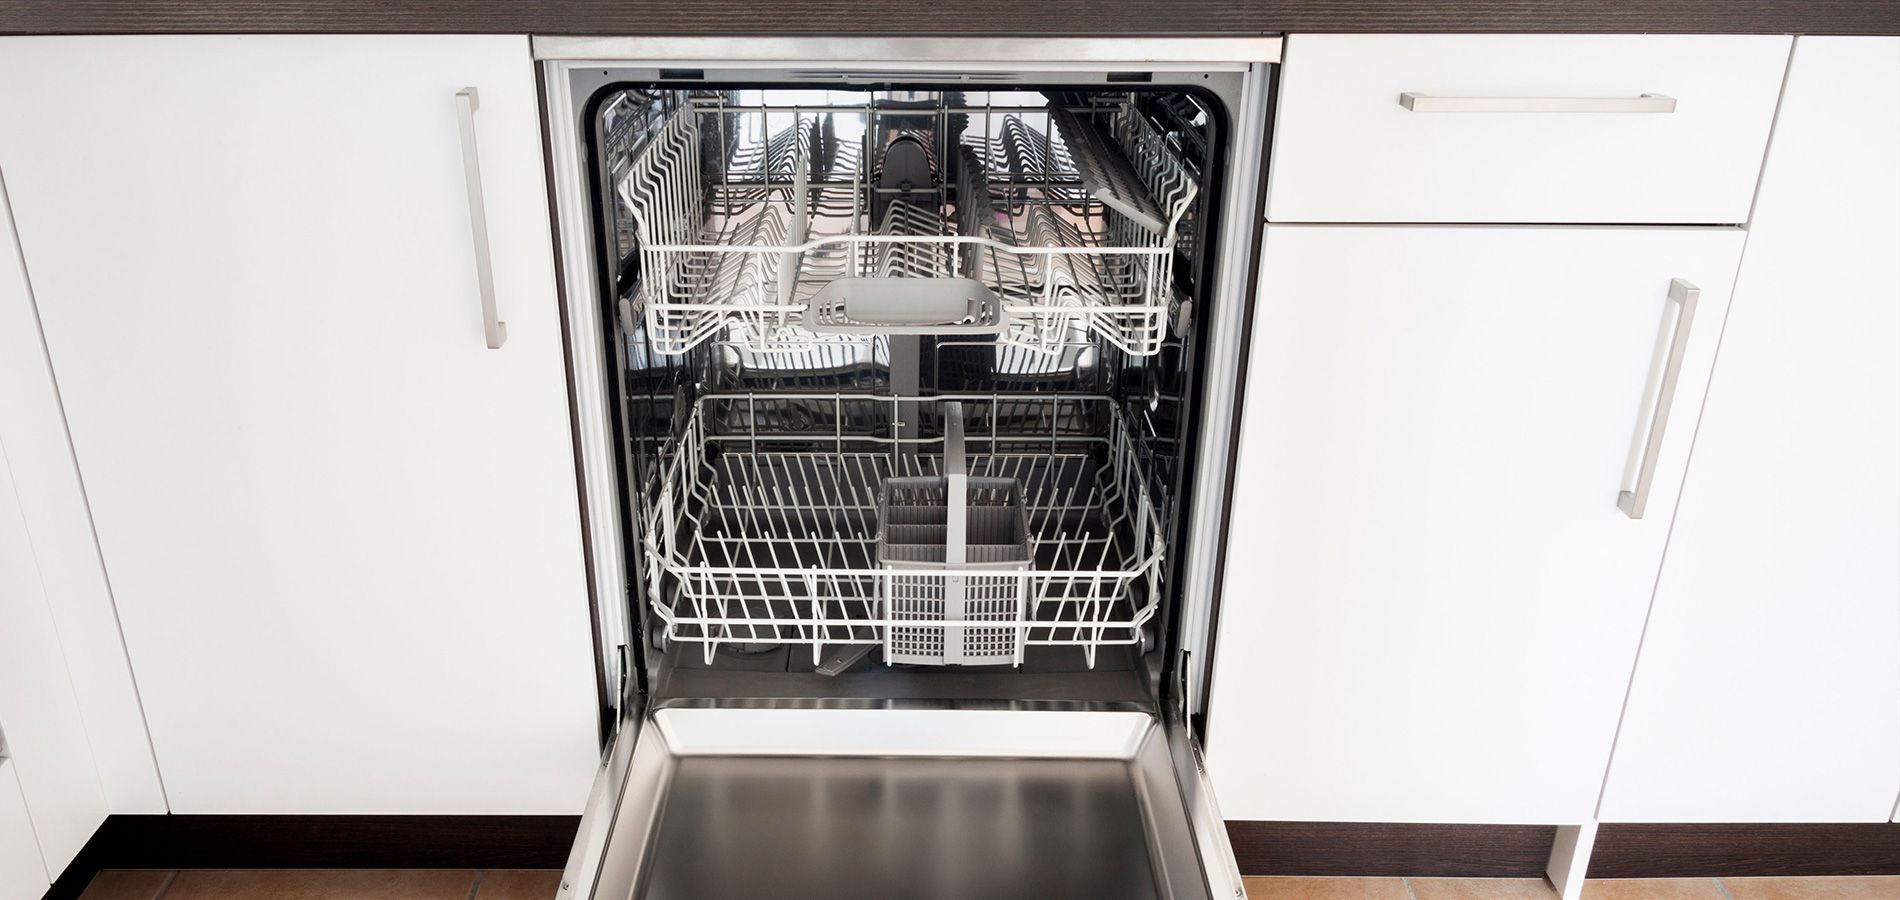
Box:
[1546,821,1598,900]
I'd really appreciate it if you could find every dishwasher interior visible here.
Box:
[560,60,1262,899]
[599,84,1222,707]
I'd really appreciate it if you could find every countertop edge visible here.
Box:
[0,1,1897,38]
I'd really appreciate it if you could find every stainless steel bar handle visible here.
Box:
[1620,278,1701,519]
[455,87,507,349]
[1399,93,1677,114]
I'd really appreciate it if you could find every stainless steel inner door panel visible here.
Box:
[560,705,1242,899]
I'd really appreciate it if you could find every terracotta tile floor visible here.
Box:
[1243,876,1900,899]
[79,871,1900,899]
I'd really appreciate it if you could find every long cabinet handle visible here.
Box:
[455,87,507,350]
[1619,278,1700,519]
[1399,93,1677,114]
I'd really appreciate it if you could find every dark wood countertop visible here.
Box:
[2,1,1896,36]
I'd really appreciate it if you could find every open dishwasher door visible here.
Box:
[538,37,1278,900]
[559,703,1244,900]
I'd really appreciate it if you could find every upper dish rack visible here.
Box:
[616,95,1199,356]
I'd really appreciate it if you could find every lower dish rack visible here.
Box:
[643,392,1166,668]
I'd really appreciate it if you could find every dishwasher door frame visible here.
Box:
[539,35,1275,900]
[539,37,1277,728]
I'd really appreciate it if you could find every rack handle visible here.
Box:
[455,87,508,350]
[1620,278,1700,519]
[942,401,967,567]
[1399,92,1677,114]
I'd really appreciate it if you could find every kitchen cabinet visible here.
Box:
[0,138,166,818]
[0,440,108,875]
[1206,225,1745,824]
[1266,34,1790,224]
[1596,36,1900,824]
[0,758,50,900]
[0,36,599,814]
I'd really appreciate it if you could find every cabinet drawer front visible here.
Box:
[1267,34,1791,224]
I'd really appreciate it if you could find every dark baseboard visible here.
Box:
[44,814,1900,898]
[1225,821,1558,877]
[1228,820,1900,880]
[44,814,580,900]
[1589,823,1900,878]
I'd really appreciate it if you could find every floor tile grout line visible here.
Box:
[1402,875,1419,900]
[1714,876,1736,900]
[466,869,487,900]
[149,870,179,900]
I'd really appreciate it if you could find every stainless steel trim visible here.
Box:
[1399,92,1678,113]
[454,87,507,350]
[1619,278,1700,519]
[532,35,1281,65]
[648,696,1155,714]
[541,65,631,710]
[1165,712,1247,899]
[1180,63,1274,717]
[556,703,643,899]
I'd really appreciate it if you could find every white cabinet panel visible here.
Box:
[1207,225,1745,824]
[1597,37,1900,824]
[0,760,50,900]
[1268,35,1790,224]
[0,155,166,815]
[0,36,598,814]
[0,442,108,874]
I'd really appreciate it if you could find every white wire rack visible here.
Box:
[616,94,1199,357]
[618,108,801,355]
[642,392,1166,668]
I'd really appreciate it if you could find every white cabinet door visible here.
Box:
[0,36,599,815]
[0,759,50,900]
[0,442,108,875]
[1206,225,1745,824]
[1,141,165,817]
[1596,37,1900,824]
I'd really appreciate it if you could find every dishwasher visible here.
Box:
[536,36,1280,900]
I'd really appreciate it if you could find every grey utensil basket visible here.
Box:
[877,401,1033,666]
